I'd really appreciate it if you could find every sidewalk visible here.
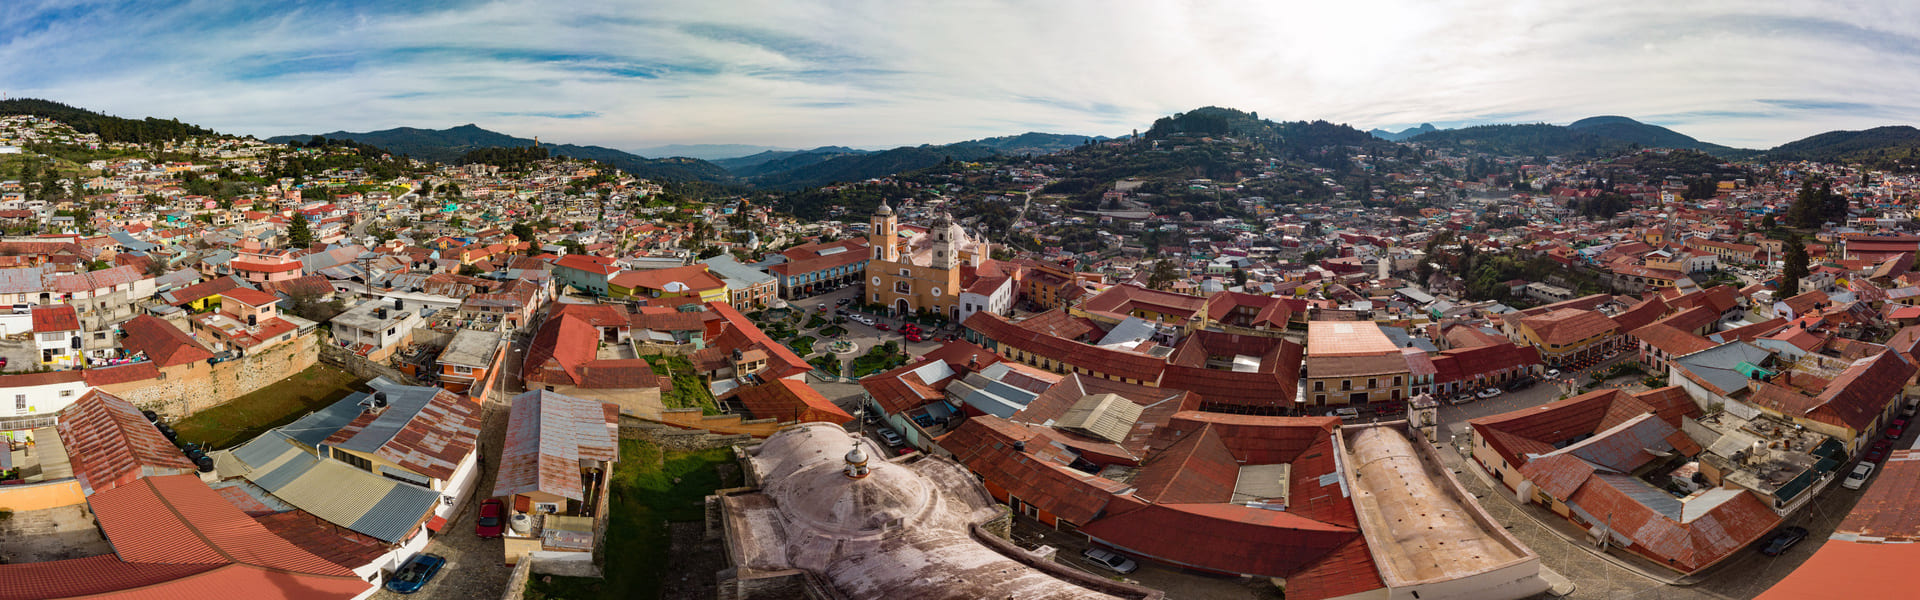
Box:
[1438,441,1694,587]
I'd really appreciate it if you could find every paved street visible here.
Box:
[368,329,528,600]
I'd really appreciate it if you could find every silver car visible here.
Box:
[1082,548,1139,575]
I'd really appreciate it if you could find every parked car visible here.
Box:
[1866,440,1892,463]
[1544,369,1560,378]
[1476,388,1504,399]
[1843,461,1876,490]
[876,427,904,446]
[1449,394,1475,405]
[836,298,851,306]
[1887,420,1907,440]
[1082,548,1139,575]
[875,323,891,332]
[1504,378,1535,391]
[904,333,923,342]
[1333,407,1361,420]
[475,499,504,539]
[1903,401,1918,418]
[384,553,447,594]
[1761,526,1809,556]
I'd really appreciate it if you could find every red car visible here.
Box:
[875,323,890,331]
[905,333,923,342]
[475,499,504,539]
[1867,440,1893,463]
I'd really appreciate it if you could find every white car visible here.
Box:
[1843,462,1876,490]
[1476,388,1504,399]
[1082,548,1139,575]
[1544,369,1561,378]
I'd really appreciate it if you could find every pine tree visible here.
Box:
[1781,234,1809,297]
[287,213,312,248]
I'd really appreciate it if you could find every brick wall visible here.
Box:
[99,332,320,419]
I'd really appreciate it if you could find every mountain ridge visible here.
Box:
[266,125,734,182]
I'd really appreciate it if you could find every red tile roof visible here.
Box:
[939,417,1125,525]
[221,287,281,307]
[1079,284,1207,321]
[1077,502,1359,578]
[553,253,620,275]
[1565,474,1778,572]
[1130,424,1238,504]
[31,304,79,332]
[731,378,853,425]
[55,390,196,494]
[0,475,369,600]
[1282,536,1388,600]
[83,361,160,386]
[1811,351,1916,431]
[1519,308,1619,347]
[120,314,215,368]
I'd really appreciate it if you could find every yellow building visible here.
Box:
[864,202,991,320]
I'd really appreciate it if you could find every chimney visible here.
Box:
[247,314,257,327]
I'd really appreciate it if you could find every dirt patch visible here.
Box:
[658,522,724,600]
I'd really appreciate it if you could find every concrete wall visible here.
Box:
[0,478,84,511]
[99,332,320,419]
[319,336,426,387]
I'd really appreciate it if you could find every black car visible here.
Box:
[836,298,851,306]
[1761,526,1809,556]
[1505,378,1535,391]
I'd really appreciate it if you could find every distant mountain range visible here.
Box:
[629,143,797,161]
[266,125,734,182]
[1367,123,1437,142]
[729,132,1104,189]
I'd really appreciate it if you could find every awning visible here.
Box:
[425,515,448,533]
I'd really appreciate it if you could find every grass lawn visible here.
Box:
[524,439,741,600]
[789,335,816,355]
[850,348,909,378]
[171,364,368,450]
[644,354,719,415]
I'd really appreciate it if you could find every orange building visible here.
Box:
[864,202,991,320]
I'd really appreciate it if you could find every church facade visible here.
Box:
[864,201,991,321]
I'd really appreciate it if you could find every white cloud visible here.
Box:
[2,0,1919,150]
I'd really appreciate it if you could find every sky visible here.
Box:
[4,0,1919,152]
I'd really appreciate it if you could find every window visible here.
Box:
[1393,376,1402,387]
[14,394,24,411]
[452,365,473,374]
[1341,380,1352,391]
[333,448,373,472]
[1313,381,1324,392]
[899,269,910,277]
[1367,378,1377,389]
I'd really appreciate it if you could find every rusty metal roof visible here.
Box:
[493,390,618,501]
[55,390,196,494]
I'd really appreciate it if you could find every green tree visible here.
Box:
[1147,259,1181,290]
[1761,214,1776,229]
[287,213,313,248]
[1781,234,1809,297]
[1231,268,1248,287]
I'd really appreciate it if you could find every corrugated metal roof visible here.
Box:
[282,396,369,449]
[328,381,440,453]
[270,459,438,543]
[1055,393,1143,444]
[55,390,196,494]
[494,390,617,501]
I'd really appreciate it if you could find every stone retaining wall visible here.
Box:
[617,417,755,452]
[318,337,425,386]
[101,333,319,419]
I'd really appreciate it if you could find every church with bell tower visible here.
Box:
[863,200,992,320]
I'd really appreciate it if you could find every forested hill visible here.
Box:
[268,125,733,183]
[0,98,218,143]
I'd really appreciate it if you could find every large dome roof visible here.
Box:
[770,459,931,535]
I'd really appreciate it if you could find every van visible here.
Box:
[1334,407,1361,420]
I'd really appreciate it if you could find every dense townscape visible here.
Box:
[7,99,1920,600]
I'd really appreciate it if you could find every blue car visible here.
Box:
[384,553,446,594]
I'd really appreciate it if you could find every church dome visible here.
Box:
[876,201,893,216]
[767,446,932,536]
